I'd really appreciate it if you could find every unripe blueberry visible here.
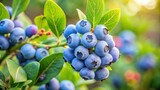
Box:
[67,34,80,48]
[71,58,84,71]
[101,54,113,67]
[105,34,115,50]
[60,80,75,90]
[20,44,36,59]
[109,47,120,63]
[85,54,101,69]
[119,30,135,44]
[5,6,12,18]
[64,24,77,38]
[95,67,109,81]
[39,84,47,90]
[94,25,108,40]
[81,32,97,48]
[0,19,14,34]
[80,67,95,80]
[95,41,109,57]
[35,48,49,61]
[74,46,89,60]
[10,27,26,44]
[47,78,60,90]
[25,25,38,37]
[14,19,24,28]
[63,48,75,63]
[76,20,91,34]
[0,35,9,50]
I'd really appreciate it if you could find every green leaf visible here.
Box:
[107,66,112,71]
[8,88,21,90]
[99,8,120,30]
[17,80,32,88]
[44,0,66,38]
[34,15,50,31]
[24,61,40,86]
[86,0,104,28]
[36,53,64,85]
[0,71,5,82]
[6,60,27,83]
[0,80,6,87]
[12,0,30,20]
[76,9,86,20]
[0,3,10,20]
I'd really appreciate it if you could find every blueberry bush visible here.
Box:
[0,0,121,89]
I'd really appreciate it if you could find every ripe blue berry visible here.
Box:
[95,68,109,81]
[39,84,47,90]
[14,19,24,28]
[105,34,115,50]
[60,80,75,90]
[5,6,12,18]
[80,67,95,80]
[10,27,26,44]
[48,78,60,90]
[0,19,14,34]
[64,24,77,38]
[71,58,84,71]
[74,46,89,60]
[63,48,75,63]
[94,25,108,40]
[109,47,120,63]
[20,44,36,59]
[25,25,38,37]
[111,75,122,89]
[0,35,9,50]
[76,20,91,34]
[101,54,113,67]
[95,41,109,57]
[67,34,80,48]
[81,32,97,48]
[119,30,135,44]
[35,48,49,61]
[119,43,137,56]
[85,54,101,69]
[16,52,26,63]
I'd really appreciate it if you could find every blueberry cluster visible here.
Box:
[63,20,120,81]
[16,44,49,66]
[39,78,75,90]
[118,30,137,56]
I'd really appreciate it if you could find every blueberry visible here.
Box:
[35,48,49,61]
[16,52,26,63]
[74,46,89,60]
[94,25,108,40]
[67,34,80,48]
[60,80,75,90]
[119,43,137,56]
[71,58,84,71]
[10,27,26,44]
[84,54,101,69]
[76,20,91,34]
[109,47,120,63]
[25,25,38,37]
[0,35,9,50]
[20,44,36,59]
[64,24,77,38]
[5,6,12,18]
[20,59,36,67]
[63,48,75,63]
[119,30,135,44]
[105,34,115,50]
[14,19,24,28]
[111,75,122,89]
[39,84,47,90]
[0,19,14,34]
[81,32,97,48]
[38,74,46,82]
[101,54,113,67]
[80,67,95,80]
[137,53,155,71]
[95,41,109,57]
[95,67,109,81]
[48,78,60,90]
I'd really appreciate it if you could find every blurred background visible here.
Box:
[0,0,160,90]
